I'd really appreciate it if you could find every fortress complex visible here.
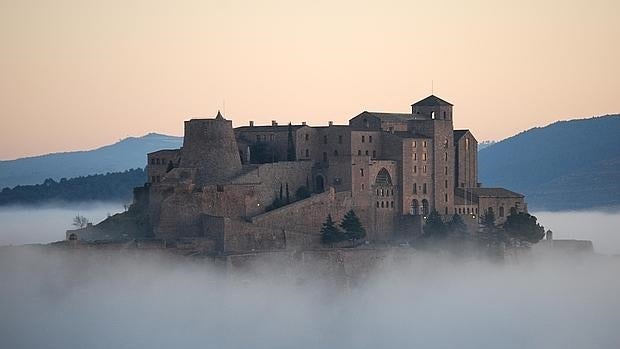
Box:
[137,95,525,253]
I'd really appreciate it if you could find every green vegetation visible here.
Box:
[321,214,345,244]
[503,208,545,243]
[321,210,366,246]
[0,168,146,205]
[340,210,366,242]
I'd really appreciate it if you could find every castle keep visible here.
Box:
[137,95,526,253]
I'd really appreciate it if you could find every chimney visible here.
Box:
[302,121,307,126]
[328,121,333,126]
[272,120,278,126]
[249,121,254,127]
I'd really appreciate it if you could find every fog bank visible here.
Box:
[0,202,123,246]
[535,210,620,255]
[0,247,618,349]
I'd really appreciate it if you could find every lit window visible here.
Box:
[413,141,416,148]
[423,141,427,148]
[422,153,427,161]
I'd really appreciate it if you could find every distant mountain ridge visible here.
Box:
[479,114,620,211]
[0,133,182,189]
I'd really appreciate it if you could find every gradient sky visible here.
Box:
[1,0,618,160]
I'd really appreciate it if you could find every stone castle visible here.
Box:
[70,95,526,254]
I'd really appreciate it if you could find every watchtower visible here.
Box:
[180,111,242,184]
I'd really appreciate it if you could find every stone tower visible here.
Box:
[180,111,242,184]
[412,95,455,216]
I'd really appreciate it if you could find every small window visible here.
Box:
[413,183,417,194]
[467,207,470,214]
[499,206,505,217]
[362,135,365,143]
[443,111,447,119]
[445,152,448,161]
[305,134,309,141]
[414,153,417,161]
[358,150,362,156]
[372,150,376,158]
[376,189,380,195]
[338,135,343,144]
[445,207,448,215]
[431,111,435,119]
[423,141,427,148]
[423,165,427,173]
[423,183,427,194]
[445,180,448,188]
[445,166,448,175]
[414,165,417,174]
[381,201,384,208]
[360,168,364,177]
[305,149,309,157]
[422,153,427,161]
[445,193,448,202]
[156,158,160,165]
[365,150,369,156]
[381,189,384,196]
[376,201,380,208]
[270,134,274,141]
[391,201,394,208]
[369,135,373,143]
[391,189,394,196]
[323,135,327,144]
[413,141,417,148]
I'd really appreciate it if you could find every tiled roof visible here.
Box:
[364,112,412,122]
[412,95,453,107]
[456,187,524,200]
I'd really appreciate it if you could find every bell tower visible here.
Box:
[411,95,453,121]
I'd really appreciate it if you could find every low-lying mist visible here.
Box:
[0,202,123,246]
[0,246,618,349]
[535,210,620,254]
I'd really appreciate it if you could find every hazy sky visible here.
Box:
[1,0,618,160]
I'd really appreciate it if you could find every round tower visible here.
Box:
[180,111,242,184]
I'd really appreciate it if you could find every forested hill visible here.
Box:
[0,133,182,189]
[0,168,146,206]
[479,114,620,211]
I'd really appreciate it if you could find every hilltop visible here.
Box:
[479,114,620,211]
[0,133,182,189]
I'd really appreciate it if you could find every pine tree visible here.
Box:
[448,213,468,238]
[423,210,447,239]
[503,210,545,243]
[321,214,343,245]
[340,209,366,242]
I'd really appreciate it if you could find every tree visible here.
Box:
[448,214,468,237]
[286,122,296,161]
[72,215,90,229]
[423,210,447,239]
[321,214,344,245]
[503,209,545,243]
[296,186,311,200]
[340,209,366,243]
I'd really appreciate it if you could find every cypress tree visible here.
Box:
[340,209,366,242]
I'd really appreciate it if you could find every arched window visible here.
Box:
[499,206,505,217]
[375,168,392,186]
[422,199,430,216]
[412,199,419,215]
